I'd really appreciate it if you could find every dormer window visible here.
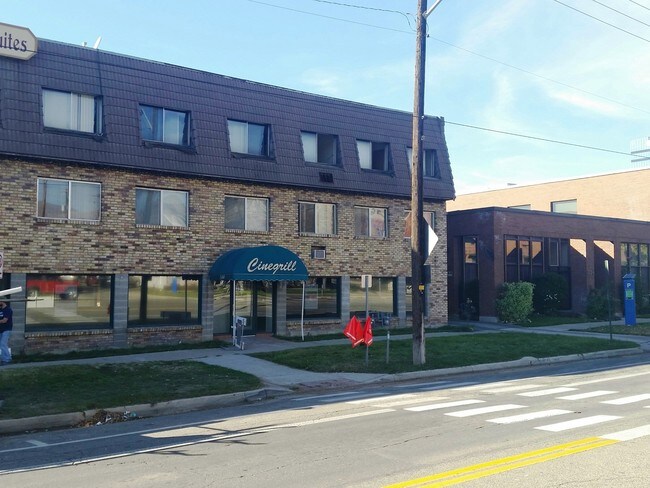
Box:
[301,131,338,165]
[139,105,190,146]
[357,140,389,171]
[407,148,441,178]
[42,89,103,134]
[228,120,271,157]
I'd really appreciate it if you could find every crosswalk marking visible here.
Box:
[482,384,542,393]
[419,381,478,391]
[601,424,650,441]
[291,391,360,402]
[454,381,514,391]
[558,390,617,400]
[487,409,573,425]
[405,399,484,412]
[446,404,525,418]
[348,394,417,404]
[348,394,449,408]
[536,415,621,432]
[601,393,650,405]
[519,387,577,397]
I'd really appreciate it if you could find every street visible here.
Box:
[1,355,650,487]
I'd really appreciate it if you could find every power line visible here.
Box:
[627,0,650,12]
[309,0,415,29]
[445,120,633,156]
[588,0,650,28]
[246,0,650,116]
[552,0,650,43]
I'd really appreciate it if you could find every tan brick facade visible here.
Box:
[447,168,650,221]
[1,158,449,353]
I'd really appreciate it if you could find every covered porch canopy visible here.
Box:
[208,245,309,344]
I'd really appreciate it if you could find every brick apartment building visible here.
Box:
[446,169,650,321]
[0,33,455,354]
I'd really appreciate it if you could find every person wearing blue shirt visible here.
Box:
[0,299,13,365]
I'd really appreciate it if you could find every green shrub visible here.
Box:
[496,282,534,324]
[587,287,613,320]
[532,272,569,314]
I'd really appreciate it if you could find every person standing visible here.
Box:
[0,299,13,365]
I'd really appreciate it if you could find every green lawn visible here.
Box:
[581,323,650,336]
[253,333,638,374]
[0,361,261,420]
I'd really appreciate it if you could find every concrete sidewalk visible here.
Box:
[1,320,649,434]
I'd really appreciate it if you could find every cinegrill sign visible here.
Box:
[0,22,37,60]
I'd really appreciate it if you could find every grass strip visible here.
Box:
[252,333,638,374]
[0,361,261,420]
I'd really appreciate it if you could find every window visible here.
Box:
[128,275,200,326]
[505,236,545,282]
[357,140,389,171]
[26,274,112,330]
[135,188,188,227]
[37,178,101,221]
[287,277,340,319]
[299,202,337,235]
[228,120,270,156]
[350,276,395,315]
[509,204,531,210]
[42,89,102,134]
[225,196,269,231]
[354,206,387,237]
[551,199,577,214]
[407,148,440,178]
[301,132,338,165]
[139,105,189,146]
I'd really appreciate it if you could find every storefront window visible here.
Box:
[26,274,112,330]
[350,276,394,315]
[287,277,339,319]
[128,275,200,326]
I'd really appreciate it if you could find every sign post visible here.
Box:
[361,275,372,366]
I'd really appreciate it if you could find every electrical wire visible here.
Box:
[309,0,415,29]
[445,120,633,156]
[588,0,650,28]
[552,0,650,43]
[627,0,650,12]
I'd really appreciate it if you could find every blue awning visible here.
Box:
[209,245,309,281]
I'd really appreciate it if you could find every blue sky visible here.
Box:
[4,0,649,194]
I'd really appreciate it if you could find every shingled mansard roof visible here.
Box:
[0,39,455,201]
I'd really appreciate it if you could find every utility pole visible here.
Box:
[411,0,442,365]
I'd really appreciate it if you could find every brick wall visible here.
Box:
[2,158,449,351]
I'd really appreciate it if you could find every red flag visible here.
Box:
[363,316,373,346]
[343,316,364,347]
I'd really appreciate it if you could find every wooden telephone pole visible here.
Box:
[411,0,442,365]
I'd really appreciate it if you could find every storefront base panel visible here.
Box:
[127,326,204,348]
[24,330,115,355]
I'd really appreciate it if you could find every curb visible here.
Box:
[0,346,645,436]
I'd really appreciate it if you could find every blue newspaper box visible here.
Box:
[623,274,636,326]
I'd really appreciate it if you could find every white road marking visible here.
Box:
[348,394,418,404]
[446,404,526,418]
[518,387,577,397]
[454,381,514,391]
[350,396,449,408]
[405,399,484,412]
[601,424,650,441]
[558,390,617,400]
[601,394,650,405]
[536,415,621,432]
[563,370,650,387]
[482,384,543,393]
[292,391,360,401]
[487,409,573,425]
[25,440,48,447]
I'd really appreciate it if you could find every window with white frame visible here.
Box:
[225,196,269,231]
[301,132,338,165]
[139,105,190,146]
[357,140,389,171]
[227,120,270,157]
[406,147,440,178]
[299,202,337,235]
[37,178,101,221]
[354,206,387,237]
[42,89,102,134]
[135,188,188,227]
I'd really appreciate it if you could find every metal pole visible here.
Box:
[606,260,612,341]
[301,281,305,341]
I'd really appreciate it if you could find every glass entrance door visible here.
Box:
[233,281,275,335]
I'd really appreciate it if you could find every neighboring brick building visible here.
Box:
[447,168,650,220]
[446,170,650,321]
[0,36,455,354]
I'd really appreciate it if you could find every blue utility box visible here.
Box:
[623,274,636,326]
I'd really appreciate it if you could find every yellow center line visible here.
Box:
[384,437,619,488]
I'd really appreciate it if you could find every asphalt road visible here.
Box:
[1,354,650,487]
